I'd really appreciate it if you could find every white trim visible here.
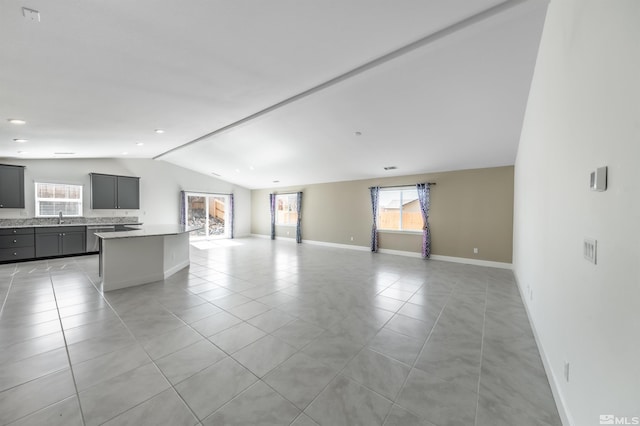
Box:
[249,234,513,269]
[163,260,190,279]
[250,233,270,239]
[429,254,512,270]
[378,248,423,258]
[513,271,573,426]
[302,239,370,252]
[377,229,422,235]
[250,233,296,242]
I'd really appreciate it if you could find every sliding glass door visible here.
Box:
[184,192,230,239]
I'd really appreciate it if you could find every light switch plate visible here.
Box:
[584,238,597,264]
[590,166,607,191]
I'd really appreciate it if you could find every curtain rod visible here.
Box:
[368,183,436,190]
[183,190,233,196]
[270,191,301,195]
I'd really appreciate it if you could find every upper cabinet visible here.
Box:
[0,164,25,209]
[90,173,140,209]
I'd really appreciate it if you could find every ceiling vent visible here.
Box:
[22,7,40,22]
[383,166,397,171]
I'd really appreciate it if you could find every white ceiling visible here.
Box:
[0,0,548,189]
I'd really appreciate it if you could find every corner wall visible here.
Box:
[513,1,640,424]
[0,158,251,236]
[252,166,514,264]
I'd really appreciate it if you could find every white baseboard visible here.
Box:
[163,260,190,279]
[250,233,295,241]
[303,239,370,252]
[513,270,573,426]
[378,248,423,258]
[249,234,512,269]
[430,254,512,269]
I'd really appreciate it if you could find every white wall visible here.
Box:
[513,1,640,425]
[0,158,251,236]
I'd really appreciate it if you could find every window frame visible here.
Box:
[275,193,298,227]
[34,182,84,217]
[183,191,231,240]
[377,186,422,234]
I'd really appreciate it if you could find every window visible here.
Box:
[276,194,298,226]
[377,187,422,231]
[35,182,83,217]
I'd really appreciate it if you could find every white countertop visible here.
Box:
[95,224,202,239]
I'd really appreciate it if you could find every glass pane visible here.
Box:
[35,183,83,216]
[378,190,401,230]
[276,194,298,225]
[38,201,81,216]
[208,197,226,236]
[187,196,207,237]
[401,189,423,231]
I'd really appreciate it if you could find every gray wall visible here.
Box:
[252,166,514,263]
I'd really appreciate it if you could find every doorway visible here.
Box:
[184,192,230,239]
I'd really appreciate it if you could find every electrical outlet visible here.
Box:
[564,361,570,382]
[473,248,478,254]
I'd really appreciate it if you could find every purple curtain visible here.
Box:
[370,187,380,252]
[179,191,187,225]
[296,192,302,243]
[416,183,431,258]
[269,193,276,240]
[229,193,235,239]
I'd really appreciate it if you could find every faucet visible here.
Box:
[58,211,64,225]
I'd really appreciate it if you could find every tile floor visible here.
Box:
[0,238,562,426]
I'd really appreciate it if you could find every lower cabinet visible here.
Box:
[0,228,35,261]
[35,227,86,257]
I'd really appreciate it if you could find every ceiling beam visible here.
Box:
[154,0,540,160]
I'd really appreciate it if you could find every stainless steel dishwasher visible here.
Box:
[86,225,115,252]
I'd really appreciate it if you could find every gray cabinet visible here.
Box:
[0,227,34,261]
[90,173,139,209]
[0,164,25,209]
[35,226,86,257]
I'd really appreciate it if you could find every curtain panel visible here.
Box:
[416,183,432,258]
[370,186,380,252]
[296,192,302,243]
[269,193,276,240]
[179,191,187,225]
[229,193,235,239]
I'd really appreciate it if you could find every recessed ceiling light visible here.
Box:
[235,169,241,173]
[17,151,27,154]
[355,131,362,136]
[122,152,128,155]
[13,138,28,143]
[136,142,144,146]
[249,166,255,170]
[53,152,75,155]
[8,119,26,125]
[384,166,397,170]
[154,129,165,134]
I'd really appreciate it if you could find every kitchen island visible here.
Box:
[96,224,200,291]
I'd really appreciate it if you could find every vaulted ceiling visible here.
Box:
[0,0,548,188]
